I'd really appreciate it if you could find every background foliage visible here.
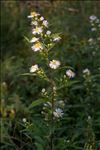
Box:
[0,0,100,150]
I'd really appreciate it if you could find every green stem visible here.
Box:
[50,79,56,150]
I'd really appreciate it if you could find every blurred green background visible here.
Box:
[1,0,100,150]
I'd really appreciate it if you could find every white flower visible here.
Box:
[92,51,96,56]
[31,21,38,26]
[83,68,90,75]
[88,38,93,43]
[88,38,94,45]
[53,108,63,118]
[30,37,39,43]
[31,42,43,51]
[95,18,99,23]
[88,116,91,120]
[49,60,60,69]
[89,15,97,21]
[91,27,97,31]
[91,23,94,26]
[43,20,48,27]
[53,36,61,42]
[66,69,75,78]
[46,30,51,35]
[30,64,39,73]
[32,27,43,35]
[22,118,27,123]
[53,86,56,91]
[44,102,52,107]
[40,16,44,21]
[44,103,48,107]
[28,11,40,18]
[42,88,46,93]
[2,82,7,87]
[58,100,65,107]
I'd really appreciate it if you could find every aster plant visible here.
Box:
[22,11,76,149]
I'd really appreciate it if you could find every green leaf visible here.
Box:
[24,36,30,43]
[71,85,84,90]
[35,142,44,150]
[67,80,80,87]
[20,73,36,76]
[29,98,49,109]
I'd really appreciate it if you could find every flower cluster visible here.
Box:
[28,11,61,53]
[28,12,48,52]
[28,11,75,121]
[28,11,62,71]
[89,15,100,32]
[53,100,64,118]
[88,15,100,57]
[42,99,65,119]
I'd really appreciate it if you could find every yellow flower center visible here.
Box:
[52,60,56,64]
[31,12,37,17]
[35,27,40,32]
[34,42,41,48]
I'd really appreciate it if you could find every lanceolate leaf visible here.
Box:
[29,98,49,109]
[24,36,30,43]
